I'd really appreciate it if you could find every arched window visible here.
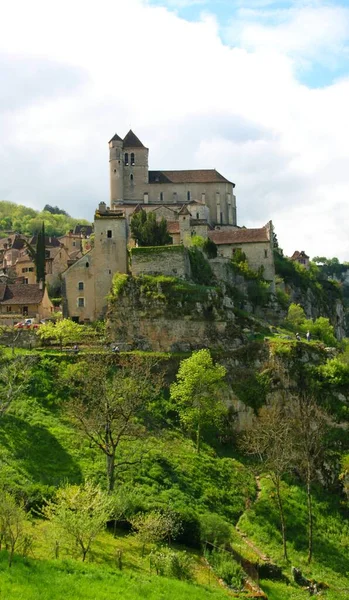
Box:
[131,152,135,165]
[124,152,129,165]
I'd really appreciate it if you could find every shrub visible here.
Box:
[206,548,244,589]
[275,288,290,310]
[200,513,231,547]
[150,547,194,580]
[172,506,201,548]
[188,247,215,286]
[285,303,306,329]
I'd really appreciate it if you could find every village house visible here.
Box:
[0,283,54,320]
[290,250,310,269]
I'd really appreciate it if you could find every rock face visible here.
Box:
[107,275,244,352]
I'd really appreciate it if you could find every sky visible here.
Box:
[1,0,349,260]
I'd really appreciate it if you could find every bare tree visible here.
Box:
[288,395,327,564]
[240,399,293,561]
[65,356,163,492]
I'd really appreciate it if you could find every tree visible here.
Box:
[288,395,327,563]
[42,482,112,562]
[65,356,163,492]
[37,319,85,351]
[0,490,31,567]
[0,356,33,417]
[170,349,227,453]
[131,510,182,556]
[43,204,69,216]
[286,303,306,330]
[240,400,293,561]
[130,209,171,246]
[36,221,46,285]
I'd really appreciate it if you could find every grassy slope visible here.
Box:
[0,553,233,600]
[0,351,348,599]
[238,477,349,599]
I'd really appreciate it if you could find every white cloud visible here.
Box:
[0,0,349,259]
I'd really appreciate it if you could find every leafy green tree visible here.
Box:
[42,482,112,562]
[131,510,182,556]
[285,303,306,330]
[43,205,69,216]
[0,356,33,417]
[36,222,46,285]
[37,319,85,351]
[130,209,171,246]
[65,356,163,492]
[170,349,227,453]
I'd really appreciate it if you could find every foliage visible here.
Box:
[188,246,215,286]
[0,489,32,566]
[37,319,86,351]
[150,547,194,580]
[205,548,244,589]
[43,204,69,216]
[64,356,163,491]
[109,273,129,300]
[275,288,290,310]
[191,235,217,259]
[240,400,295,560]
[130,209,171,246]
[0,200,91,237]
[0,356,33,416]
[131,509,182,551]
[41,481,113,561]
[247,279,271,307]
[286,303,306,329]
[170,350,227,452]
[199,513,231,547]
[317,357,349,388]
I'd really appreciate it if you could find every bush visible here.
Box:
[206,548,244,589]
[172,507,201,548]
[188,247,215,286]
[285,303,306,330]
[150,547,194,580]
[200,513,231,547]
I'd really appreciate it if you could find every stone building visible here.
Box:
[109,130,237,228]
[290,250,310,270]
[208,222,275,282]
[0,283,54,319]
[62,204,127,322]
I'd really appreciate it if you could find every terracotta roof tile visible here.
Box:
[0,284,44,305]
[149,169,233,185]
[167,221,180,234]
[208,227,269,245]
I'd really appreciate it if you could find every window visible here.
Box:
[220,212,223,224]
[187,191,191,201]
[28,267,34,272]
[6,306,11,313]
[160,192,164,201]
[131,152,135,165]
[22,268,28,273]
[24,278,28,285]
[73,241,76,247]
[124,152,129,165]
[78,281,84,291]
[107,230,112,238]
[78,297,85,308]
[86,262,89,268]
[196,212,199,219]
[130,173,134,182]
[264,249,268,258]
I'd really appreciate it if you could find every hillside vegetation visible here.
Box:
[0,200,91,237]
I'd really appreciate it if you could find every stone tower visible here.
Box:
[93,202,127,318]
[109,133,124,206]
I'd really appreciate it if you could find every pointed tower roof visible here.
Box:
[179,205,191,216]
[123,130,145,148]
[109,133,123,143]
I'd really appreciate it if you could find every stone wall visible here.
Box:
[130,246,191,279]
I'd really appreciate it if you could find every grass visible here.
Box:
[237,476,349,596]
[0,552,233,600]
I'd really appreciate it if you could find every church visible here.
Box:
[109,130,237,228]
[62,130,274,322]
